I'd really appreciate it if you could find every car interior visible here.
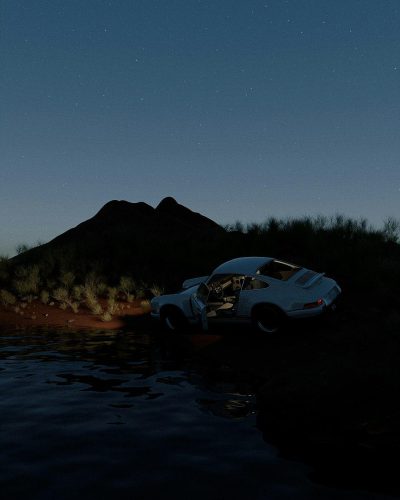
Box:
[205,274,243,318]
[205,274,268,318]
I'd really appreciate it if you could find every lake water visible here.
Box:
[0,327,391,499]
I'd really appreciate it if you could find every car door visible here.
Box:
[190,282,209,330]
[236,276,271,317]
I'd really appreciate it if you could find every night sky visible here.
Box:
[1,0,399,255]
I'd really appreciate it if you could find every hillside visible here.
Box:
[12,197,229,287]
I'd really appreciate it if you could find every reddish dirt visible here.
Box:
[0,299,151,330]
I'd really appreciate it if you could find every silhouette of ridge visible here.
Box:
[12,197,228,286]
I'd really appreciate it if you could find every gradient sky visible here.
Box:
[1,0,399,255]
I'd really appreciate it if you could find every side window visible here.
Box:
[243,277,269,291]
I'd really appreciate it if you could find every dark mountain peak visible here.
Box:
[156,196,179,211]
[95,200,154,219]
[12,197,226,285]
[156,196,222,232]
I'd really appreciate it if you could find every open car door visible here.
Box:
[190,282,209,331]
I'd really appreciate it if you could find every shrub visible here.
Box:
[0,289,16,306]
[96,282,108,297]
[107,287,118,300]
[72,285,84,301]
[119,276,136,302]
[53,287,69,304]
[150,284,164,297]
[40,290,49,305]
[106,297,118,315]
[15,243,31,255]
[71,302,79,314]
[104,287,119,314]
[13,266,40,297]
[383,217,400,243]
[101,312,112,322]
[84,272,99,294]
[53,287,80,312]
[135,288,146,300]
[59,271,75,290]
[84,288,102,315]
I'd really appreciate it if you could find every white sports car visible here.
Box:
[151,257,341,333]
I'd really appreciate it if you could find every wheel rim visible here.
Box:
[165,315,177,330]
[255,308,281,334]
[257,319,278,334]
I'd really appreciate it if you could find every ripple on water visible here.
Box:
[0,328,381,500]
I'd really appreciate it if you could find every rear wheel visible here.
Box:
[252,305,284,334]
[160,307,187,332]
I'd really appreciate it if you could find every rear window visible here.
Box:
[257,260,301,281]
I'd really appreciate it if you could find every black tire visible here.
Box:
[252,305,284,334]
[160,307,187,332]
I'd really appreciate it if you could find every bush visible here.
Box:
[96,282,108,297]
[150,284,164,297]
[119,276,136,301]
[72,285,84,301]
[84,288,102,315]
[53,287,69,304]
[104,287,118,315]
[13,266,40,297]
[40,290,49,305]
[101,312,112,322]
[15,243,31,255]
[59,271,75,290]
[383,217,400,243]
[53,287,80,313]
[71,302,79,314]
[107,287,118,300]
[83,272,107,297]
[0,289,16,306]
[106,297,118,315]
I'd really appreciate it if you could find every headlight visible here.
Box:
[151,300,160,314]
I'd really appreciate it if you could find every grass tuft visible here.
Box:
[0,289,16,306]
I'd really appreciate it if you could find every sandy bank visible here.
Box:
[0,298,151,330]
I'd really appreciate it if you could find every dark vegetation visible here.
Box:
[1,197,399,323]
[2,197,400,493]
[4,197,400,309]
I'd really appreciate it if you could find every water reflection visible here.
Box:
[0,327,382,500]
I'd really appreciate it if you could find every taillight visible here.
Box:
[303,298,324,309]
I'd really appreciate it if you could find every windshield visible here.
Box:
[196,282,209,304]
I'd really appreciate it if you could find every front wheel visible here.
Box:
[160,307,187,332]
[252,305,284,334]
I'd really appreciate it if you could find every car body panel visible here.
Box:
[212,257,272,275]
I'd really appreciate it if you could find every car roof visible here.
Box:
[212,257,273,275]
